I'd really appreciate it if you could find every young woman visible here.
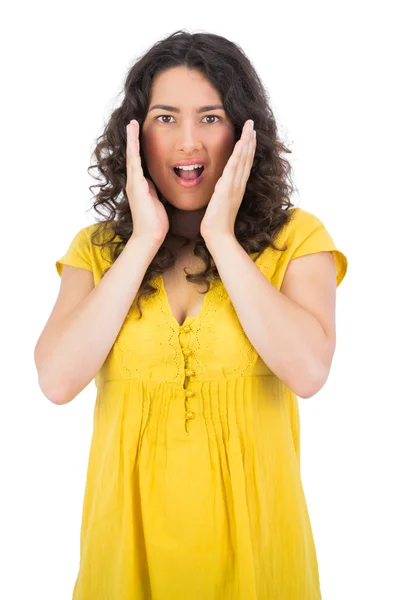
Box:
[35,29,348,599]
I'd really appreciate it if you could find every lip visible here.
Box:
[172,165,206,188]
[171,159,206,167]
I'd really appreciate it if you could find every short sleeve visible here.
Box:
[55,226,93,277]
[289,209,348,288]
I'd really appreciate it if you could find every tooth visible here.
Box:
[175,164,203,171]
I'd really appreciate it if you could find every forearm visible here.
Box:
[205,235,327,398]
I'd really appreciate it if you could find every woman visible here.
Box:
[35,30,348,599]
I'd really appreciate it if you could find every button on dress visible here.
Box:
[55,207,348,599]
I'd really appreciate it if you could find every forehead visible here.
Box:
[150,66,222,106]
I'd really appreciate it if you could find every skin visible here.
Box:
[138,68,338,398]
[141,66,237,243]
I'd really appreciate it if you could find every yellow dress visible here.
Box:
[55,207,348,599]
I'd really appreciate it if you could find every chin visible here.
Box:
[165,196,209,212]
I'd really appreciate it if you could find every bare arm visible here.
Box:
[34,235,160,405]
[205,234,337,399]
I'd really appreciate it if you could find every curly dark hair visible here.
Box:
[87,29,297,319]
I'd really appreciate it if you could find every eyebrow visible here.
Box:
[148,104,225,113]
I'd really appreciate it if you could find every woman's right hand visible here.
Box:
[126,119,170,245]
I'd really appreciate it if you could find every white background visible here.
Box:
[1,1,399,598]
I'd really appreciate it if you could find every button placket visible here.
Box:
[184,373,196,428]
[180,324,196,432]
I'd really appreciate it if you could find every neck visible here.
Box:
[166,204,206,241]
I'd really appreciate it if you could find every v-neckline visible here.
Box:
[157,273,214,329]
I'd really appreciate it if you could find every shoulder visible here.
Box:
[56,222,117,273]
[82,221,124,250]
[281,207,325,242]
[256,206,348,290]
[84,222,113,241]
[281,206,348,288]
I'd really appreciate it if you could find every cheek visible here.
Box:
[141,129,167,170]
[214,131,236,169]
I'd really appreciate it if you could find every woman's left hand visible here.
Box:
[200,119,256,241]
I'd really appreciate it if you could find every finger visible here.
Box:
[233,140,250,189]
[233,121,253,188]
[126,121,134,172]
[221,120,250,188]
[127,120,144,184]
[240,123,255,176]
[241,129,256,188]
[219,138,242,184]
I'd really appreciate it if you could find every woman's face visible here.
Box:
[141,66,236,211]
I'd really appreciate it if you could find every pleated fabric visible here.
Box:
[55,207,348,599]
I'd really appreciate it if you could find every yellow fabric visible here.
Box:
[55,208,348,599]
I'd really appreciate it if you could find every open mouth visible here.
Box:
[173,166,205,180]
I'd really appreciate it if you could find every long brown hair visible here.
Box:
[87,29,297,318]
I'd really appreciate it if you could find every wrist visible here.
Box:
[203,232,236,252]
[127,234,163,256]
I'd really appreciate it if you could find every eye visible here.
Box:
[203,115,220,124]
[155,115,221,124]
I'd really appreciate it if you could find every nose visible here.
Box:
[175,123,203,154]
